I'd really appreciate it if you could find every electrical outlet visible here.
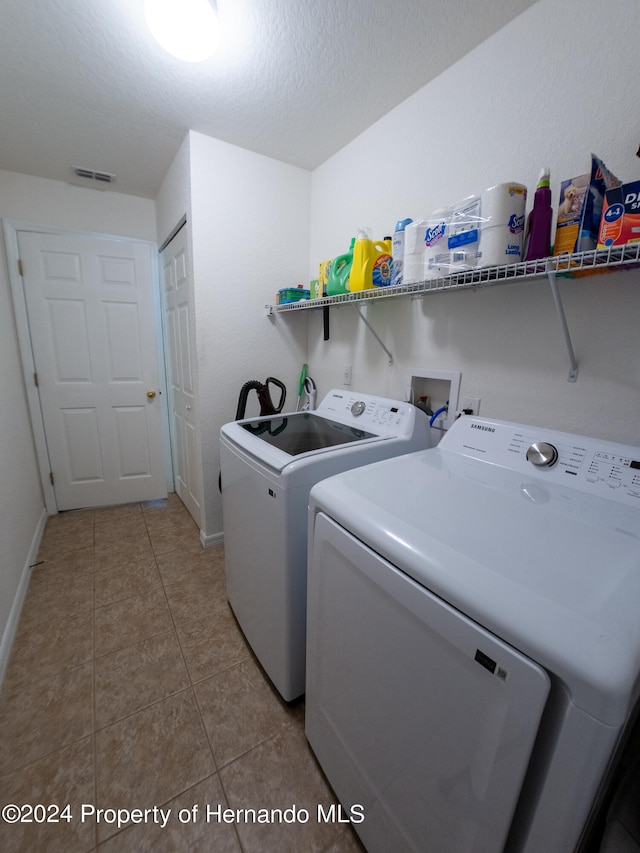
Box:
[343,365,352,386]
[459,396,481,416]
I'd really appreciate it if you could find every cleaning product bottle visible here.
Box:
[372,236,393,287]
[326,238,354,296]
[348,228,374,291]
[524,168,553,261]
[349,228,393,291]
[392,218,413,286]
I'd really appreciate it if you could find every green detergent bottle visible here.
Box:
[326,238,355,296]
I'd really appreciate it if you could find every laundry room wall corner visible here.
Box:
[164,131,311,541]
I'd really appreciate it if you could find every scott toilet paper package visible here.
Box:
[403,210,452,282]
[402,182,527,283]
[448,196,482,271]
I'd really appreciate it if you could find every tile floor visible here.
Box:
[0,495,364,852]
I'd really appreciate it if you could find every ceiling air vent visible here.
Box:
[72,166,116,184]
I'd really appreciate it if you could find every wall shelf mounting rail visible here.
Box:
[265,245,640,381]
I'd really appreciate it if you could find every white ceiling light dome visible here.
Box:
[144,0,220,63]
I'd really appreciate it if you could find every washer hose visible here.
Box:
[430,403,448,427]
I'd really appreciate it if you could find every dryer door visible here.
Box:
[306,512,551,853]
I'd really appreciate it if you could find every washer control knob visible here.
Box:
[351,400,366,417]
[526,442,558,467]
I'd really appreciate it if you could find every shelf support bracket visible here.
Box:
[546,262,578,382]
[352,304,393,364]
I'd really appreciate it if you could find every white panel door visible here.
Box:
[160,224,202,526]
[18,230,167,510]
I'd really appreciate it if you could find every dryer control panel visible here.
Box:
[441,416,640,508]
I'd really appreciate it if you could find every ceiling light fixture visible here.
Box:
[144,0,220,63]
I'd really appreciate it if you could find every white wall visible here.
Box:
[0,169,157,677]
[0,170,157,242]
[155,134,191,248]
[186,132,311,537]
[307,0,640,444]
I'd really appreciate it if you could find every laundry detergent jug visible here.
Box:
[326,239,355,296]
[348,228,393,291]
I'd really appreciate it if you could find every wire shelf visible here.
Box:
[266,244,640,314]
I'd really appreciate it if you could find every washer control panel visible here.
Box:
[318,390,416,436]
[441,416,640,507]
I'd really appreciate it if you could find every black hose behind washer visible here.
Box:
[234,378,286,420]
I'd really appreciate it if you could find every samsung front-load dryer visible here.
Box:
[306,416,640,853]
[219,389,433,701]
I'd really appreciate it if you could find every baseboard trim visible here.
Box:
[200,529,223,550]
[0,508,47,689]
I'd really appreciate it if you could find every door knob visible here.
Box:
[146,390,157,399]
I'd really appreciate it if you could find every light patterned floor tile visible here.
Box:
[155,548,222,586]
[0,662,94,774]
[94,588,173,657]
[219,726,347,853]
[3,611,93,690]
[97,772,242,853]
[176,607,251,684]
[93,557,161,608]
[0,736,95,853]
[95,630,190,728]
[95,690,215,843]
[163,570,228,628]
[94,515,148,546]
[94,533,154,572]
[194,656,294,768]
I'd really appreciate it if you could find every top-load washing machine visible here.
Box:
[219,388,433,701]
[306,415,640,853]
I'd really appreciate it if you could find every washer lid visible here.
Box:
[220,389,428,474]
[310,440,640,726]
[220,413,386,474]
[238,412,376,455]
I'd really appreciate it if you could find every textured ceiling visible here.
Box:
[0,0,537,198]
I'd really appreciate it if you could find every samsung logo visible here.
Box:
[471,424,495,433]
